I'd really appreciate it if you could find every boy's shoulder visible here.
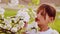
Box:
[51,29,59,34]
[25,28,59,34]
[38,28,59,34]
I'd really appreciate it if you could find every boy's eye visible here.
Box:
[41,12,45,16]
[41,12,46,19]
[41,11,46,16]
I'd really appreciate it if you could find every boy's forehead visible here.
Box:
[38,9,45,13]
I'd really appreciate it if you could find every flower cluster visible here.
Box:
[0,7,37,34]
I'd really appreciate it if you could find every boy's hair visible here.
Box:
[37,4,56,20]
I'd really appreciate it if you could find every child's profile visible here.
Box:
[25,4,59,34]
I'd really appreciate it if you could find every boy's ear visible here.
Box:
[49,17,54,22]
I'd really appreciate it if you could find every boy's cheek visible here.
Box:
[37,22,46,26]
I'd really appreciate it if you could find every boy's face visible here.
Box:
[36,9,53,26]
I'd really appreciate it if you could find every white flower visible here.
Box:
[9,0,19,6]
[11,27,18,32]
[13,24,21,30]
[4,19,11,25]
[26,21,38,30]
[3,25,7,29]
[3,19,12,30]
[11,0,19,4]
[0,7,5,15]
[6,24,12,30]
[16,8,30,22]
[0,24,3,27]
[19,20,25,28]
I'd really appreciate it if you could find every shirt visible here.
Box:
[26,28,59,34]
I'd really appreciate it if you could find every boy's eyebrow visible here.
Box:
[41,9,46,16]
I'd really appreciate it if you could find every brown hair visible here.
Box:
[37,4,56,20]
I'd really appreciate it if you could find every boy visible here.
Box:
[26,4,59,34]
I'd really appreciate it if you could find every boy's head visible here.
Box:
[35,4,56,26]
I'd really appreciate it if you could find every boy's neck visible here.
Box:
[38,25,49,32]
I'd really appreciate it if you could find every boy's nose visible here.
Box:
[35,18,40,22]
